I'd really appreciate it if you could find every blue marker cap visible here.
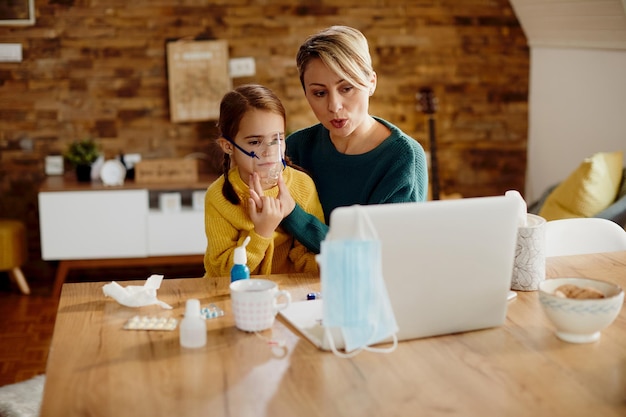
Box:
[306,292,321,300]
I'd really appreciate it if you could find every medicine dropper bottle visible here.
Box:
[179,299,206,349]
[231,236,251,282]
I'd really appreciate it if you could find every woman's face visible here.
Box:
[229,109,285,189]
[302,58,375,140]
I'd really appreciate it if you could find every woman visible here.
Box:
[273,25,428,253]
[203,84,324,278]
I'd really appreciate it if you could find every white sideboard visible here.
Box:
[39,189,149,260]
[38,176,216,261]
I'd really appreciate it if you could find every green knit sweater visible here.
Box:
[282,116,428,253]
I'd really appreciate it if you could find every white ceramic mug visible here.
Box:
[230,279,291,332]
[511,213,546,291]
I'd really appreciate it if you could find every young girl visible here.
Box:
[203,84,324,278]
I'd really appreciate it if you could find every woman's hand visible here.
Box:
[276,174,296,217]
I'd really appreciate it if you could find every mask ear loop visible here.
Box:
[324,309,398,358]
[223,135,260,159]
[325,326,365,358]
[358,207,399,355]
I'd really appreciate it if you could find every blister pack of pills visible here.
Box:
[123,316,178,331]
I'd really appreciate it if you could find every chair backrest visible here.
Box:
[545,218,626,257]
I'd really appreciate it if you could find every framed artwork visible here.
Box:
[166,39,232,123]
[0,0,35,26]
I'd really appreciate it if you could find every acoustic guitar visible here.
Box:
[417,87,440,200]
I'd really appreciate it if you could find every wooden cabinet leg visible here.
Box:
[53,261,70,298]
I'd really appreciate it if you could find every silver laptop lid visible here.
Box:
[326,196,519,340]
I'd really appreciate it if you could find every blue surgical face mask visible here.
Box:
[318,208,398,357]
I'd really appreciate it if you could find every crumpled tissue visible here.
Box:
[102,274,172,309]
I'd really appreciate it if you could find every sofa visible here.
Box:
[528,151,626,229]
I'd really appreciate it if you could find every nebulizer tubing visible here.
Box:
[223,134,287,168]
[223,135,260,159]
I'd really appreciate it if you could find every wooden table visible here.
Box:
[41,252,626,417]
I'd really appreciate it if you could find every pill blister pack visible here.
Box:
[201,303,225,320]
[123,316,178,331]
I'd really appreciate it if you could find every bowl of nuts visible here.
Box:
[538,277,624,343]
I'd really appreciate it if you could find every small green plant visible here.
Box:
[64,138,100,166]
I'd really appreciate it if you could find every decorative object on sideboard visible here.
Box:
[63,138,101,183]
[120,153,142,180]
[159,192,182,213]
[192,190,205,211]
[44,155,64,176]
[100,159,127,186]
[134,158,199,184]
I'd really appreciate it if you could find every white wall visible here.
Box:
[526,47,626,202]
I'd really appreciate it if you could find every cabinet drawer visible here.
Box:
[39,190,149,260]
[147,210,206,256]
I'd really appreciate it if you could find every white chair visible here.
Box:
[545,218,626,257]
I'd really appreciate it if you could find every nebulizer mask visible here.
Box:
[224,132,286,187]
[317,205,399,357]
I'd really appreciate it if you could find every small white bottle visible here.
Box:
[179,299,206,348]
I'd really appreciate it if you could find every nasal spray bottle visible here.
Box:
[179,299,206,348]
[231,236,251,282]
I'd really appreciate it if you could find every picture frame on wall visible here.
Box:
[166,39,232,123]
[0,0,35,26]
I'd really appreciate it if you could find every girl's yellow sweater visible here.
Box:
[203,166,324,278]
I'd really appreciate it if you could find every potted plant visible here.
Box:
[64,138,100,182]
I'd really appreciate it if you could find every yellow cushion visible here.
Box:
[539,151,624,221]
[0,220,27,270]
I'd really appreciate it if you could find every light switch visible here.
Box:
[229,57,256,78]
[0,44,22,62]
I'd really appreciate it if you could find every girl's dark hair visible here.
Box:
[217,84,290,205]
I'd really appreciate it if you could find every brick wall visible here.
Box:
[0,1,528,273]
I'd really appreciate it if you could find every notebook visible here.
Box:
[279,195,520,350]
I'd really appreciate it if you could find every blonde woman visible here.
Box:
[268,26,428,253]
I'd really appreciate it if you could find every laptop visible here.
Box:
[279,195,520,350]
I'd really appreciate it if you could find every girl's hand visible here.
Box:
[248,172,264,210]
[248,195,283,238]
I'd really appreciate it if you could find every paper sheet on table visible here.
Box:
[102,274,172,309]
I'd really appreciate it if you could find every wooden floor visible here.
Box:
[0,262,204,387]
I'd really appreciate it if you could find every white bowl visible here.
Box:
[538,277,624,343]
